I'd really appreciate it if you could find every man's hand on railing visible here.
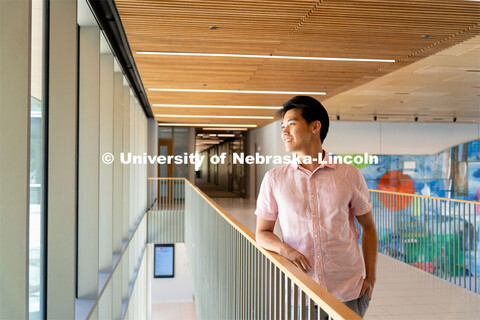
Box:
[280,244,312,273]
[256,216,311,273]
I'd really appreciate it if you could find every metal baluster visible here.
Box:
[308,298,315,320]
[234,226,238,319]
[462,202,466,289]
[254,247,258,320]
[468,203,472,291]
[457,201,461,286]
[386,193,389,259]
[279,271,285,320]
[299,290,306,320]
[409,194,413,266]
[392,192,394,260]
[443,200,447,281]
[254,249,258,320]
[260,254,265,320]
[267,260,272,320]
[422,198,430,273]
[395,193,398,261]
[273,266,280,320]
[251,242,255,320]
[398,193,401,262]
[435,199,439,278]
[239,235,242,319]
[241,236,245,320]
[454,200,457,282]
[448,200,451,282]
[293,284,298,320]
[286,277,292,320]
[387,193,391,259]
[474,203,477,293]
[430,198,433,275]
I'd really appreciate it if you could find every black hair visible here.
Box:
[277,96,330,143]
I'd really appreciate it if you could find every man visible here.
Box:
[255,96,378,318]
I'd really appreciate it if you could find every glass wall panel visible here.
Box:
[173,127,188,178]
[29,0,46,318]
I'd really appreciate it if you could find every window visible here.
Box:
[29,0,46,318]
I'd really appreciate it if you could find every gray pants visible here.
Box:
[293,293,370,319]
[303,294,370,319]
[343,293,370,318]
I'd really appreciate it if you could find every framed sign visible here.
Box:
[154,244,175,278]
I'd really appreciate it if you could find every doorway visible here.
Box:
[158,139,173,204]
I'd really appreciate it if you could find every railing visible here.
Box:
[147,178,185,243]
[370,190,480,293]
[148,178,361,320]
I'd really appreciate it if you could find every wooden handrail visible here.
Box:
[369,189,480,205]
[148,178,480,205]
[147,177,186,180]
[149,177,362,320]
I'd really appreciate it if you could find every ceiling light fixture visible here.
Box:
[158,123,256,128]
[148,88,326,95]
[137,51,395,63]
[152,104,282,110]
[202,127,249,131]
[217,134,235,137]
[155,114,273,119]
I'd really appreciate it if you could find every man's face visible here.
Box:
[281,108,318,154]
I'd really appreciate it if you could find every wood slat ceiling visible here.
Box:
[115,0,480,128]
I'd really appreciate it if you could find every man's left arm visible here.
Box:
[356,211,378,300]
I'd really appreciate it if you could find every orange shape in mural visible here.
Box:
[377,170,415,211]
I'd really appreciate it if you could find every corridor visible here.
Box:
[215,198,480,320]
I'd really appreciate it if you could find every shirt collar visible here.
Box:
[291,149,336,171]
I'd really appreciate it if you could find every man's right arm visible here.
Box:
[255,216,312,273]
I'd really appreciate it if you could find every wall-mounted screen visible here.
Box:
[154,244,174,278]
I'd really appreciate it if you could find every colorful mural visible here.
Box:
[343,139,480,202]
[345,139,480,292]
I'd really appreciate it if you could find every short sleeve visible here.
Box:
[349,166,372,216]
[254,170,279,221]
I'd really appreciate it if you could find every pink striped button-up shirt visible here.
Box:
[255,151,372,302]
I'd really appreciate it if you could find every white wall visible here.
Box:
[148,243,194,303]
[247,121,290,198]
[324,122,480,155]
[247,120,480,198]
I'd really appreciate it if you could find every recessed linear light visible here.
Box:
[158,123,256,128]
[136,51,395,63]
[156,114,273,119]
[217,134,235,137]
[149,88,326,95]
[203,127,249,131]
[153,104,282,110]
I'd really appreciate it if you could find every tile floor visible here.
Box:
[213,197,480,320]
[152,301,197,320]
